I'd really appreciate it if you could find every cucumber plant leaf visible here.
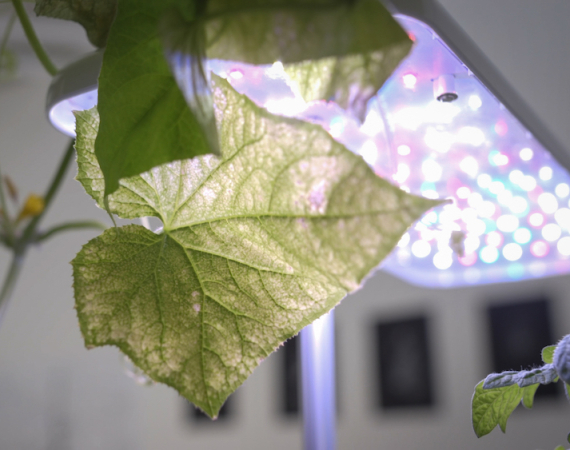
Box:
[73,75,442,418]
[34,0,117,48]
[95,0,216,196]
[164,0,412,121]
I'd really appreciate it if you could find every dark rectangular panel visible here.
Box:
[375,316,434,409]
[282,335,300,415]
[487,298,558,398]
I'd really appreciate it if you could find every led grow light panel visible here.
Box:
[209,15,570,287]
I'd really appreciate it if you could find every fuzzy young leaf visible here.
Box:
[95,0,216,196]
[163,0,411,121]
[34,0,117,48]
[543,345,557,364]
[472,381,538,437]
[555,335,570,384]
[73,76,442,418]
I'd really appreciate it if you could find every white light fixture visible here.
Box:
[46,0,570,289]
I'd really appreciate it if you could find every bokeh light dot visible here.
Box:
[520,147,534,161]
[489,181,505,195]
[403,73,417,89]
[530,241,549,258]
[433,251,453,270]
[468,95,482,110]
[456,186,470,199]
[411,240,431,258]
[555,183,570,198]
[529,213,545,228]
[497,190,513,205]
[514,228,532,244]
[464,236,481,254]
[520,175,537,192]
[480,246,499,264]
[542,223,562,242]
[557,237,570,256]
[539,166,553,181]
[397,144,411,156]
[477,174,492,189]
[497,215,519,233]
[509,170,524,185]
[538,193,559,214]
[459,252,478,266]
[554,208,570,229]
[509,196,528,214]
[467,219,487,236]
[485,231,503,247]
[503,243,523,261]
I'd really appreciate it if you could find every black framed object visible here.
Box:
[374,316,434,409]
[487,298,558,398]
[281,335,300,415]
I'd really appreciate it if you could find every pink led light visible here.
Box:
[530,241,550,258]
[229,69,244,80]
[402,73,417,89]
[459,253,478,266]
[529,212,545,228]
[494,119,508,136]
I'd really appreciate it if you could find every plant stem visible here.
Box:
[0,141,74,324]
[35,220,107,243]
[0,11,16,65]
[0,253,23,326]
[0,164,14,245]
[10,0,57,76]
[20,140,75,247]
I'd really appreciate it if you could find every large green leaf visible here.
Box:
[34,0,117,48]
[73,76,441,418]
[164,0,412,121]
[95,0,216,196]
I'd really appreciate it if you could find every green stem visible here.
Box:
[10,0,58,76]
[35,220,107,243]
[0,141,75,325]
[0,253,23,325]
[0,11,16,64]
[19,140,75,248]
[0,164,14,245]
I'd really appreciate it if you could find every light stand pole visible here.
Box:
[300,310,337,450]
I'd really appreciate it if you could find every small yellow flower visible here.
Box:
[17,194,44,221]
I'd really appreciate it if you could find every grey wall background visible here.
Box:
[1,1,569,449]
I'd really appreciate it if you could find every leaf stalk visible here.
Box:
[10,0,58,76]
[35,220,107,243]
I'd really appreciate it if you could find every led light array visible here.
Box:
[211,16,570,287]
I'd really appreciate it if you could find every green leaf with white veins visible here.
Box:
[73,75,442,418]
